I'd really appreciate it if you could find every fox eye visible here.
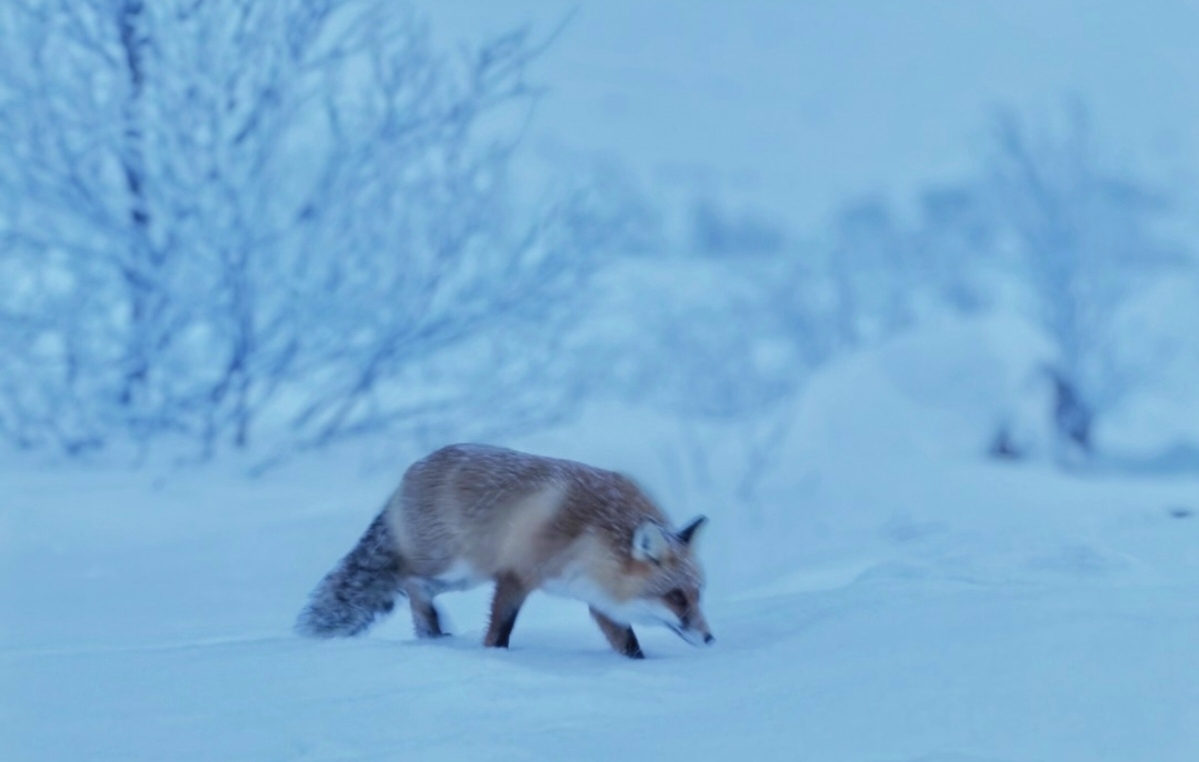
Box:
[664,589,687,611]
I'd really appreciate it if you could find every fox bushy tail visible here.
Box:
[296,513,404,638]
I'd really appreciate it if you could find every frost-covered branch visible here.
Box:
[0,0,641,458]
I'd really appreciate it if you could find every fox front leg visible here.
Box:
[589,606,645,659]
[484,573,530,649]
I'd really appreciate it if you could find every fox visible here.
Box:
[296,443,713,658]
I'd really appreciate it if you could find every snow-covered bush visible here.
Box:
[713,105,1197,470]
[985,106,1189,462]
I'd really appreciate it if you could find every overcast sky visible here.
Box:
[429,0,1199,228]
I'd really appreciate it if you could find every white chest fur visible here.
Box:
[541,565,669,627]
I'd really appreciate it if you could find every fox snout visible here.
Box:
[677,605,714,647]
[672,621,715,647]
[659,588,713,647]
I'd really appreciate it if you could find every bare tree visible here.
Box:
[987,106,1185,460]
[0,0,639,458]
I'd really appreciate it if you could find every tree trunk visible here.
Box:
[1048,367,1093,459]
[116,1,158,417]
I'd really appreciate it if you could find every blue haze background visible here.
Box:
[432,0,1199,228]
[2,2,1198,761]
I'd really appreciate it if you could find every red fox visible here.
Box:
[296,443,712,658]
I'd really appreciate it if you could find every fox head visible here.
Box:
[625,515,713,646]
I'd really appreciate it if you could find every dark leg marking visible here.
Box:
[485,573,530,649]
[404,581,447,639]
[590,606,644,659]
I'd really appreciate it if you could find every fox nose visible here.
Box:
[703,633,715,645]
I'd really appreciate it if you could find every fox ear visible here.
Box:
[676,515,707,547]
[632,522,670,564]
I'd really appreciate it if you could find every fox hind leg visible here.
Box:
[403,580,448,638]
[589,606,644,659]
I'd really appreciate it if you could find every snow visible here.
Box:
[1102,275,1199,455]
[5,324,1198,761]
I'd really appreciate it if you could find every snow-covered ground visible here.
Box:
[4,322,1198,761]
